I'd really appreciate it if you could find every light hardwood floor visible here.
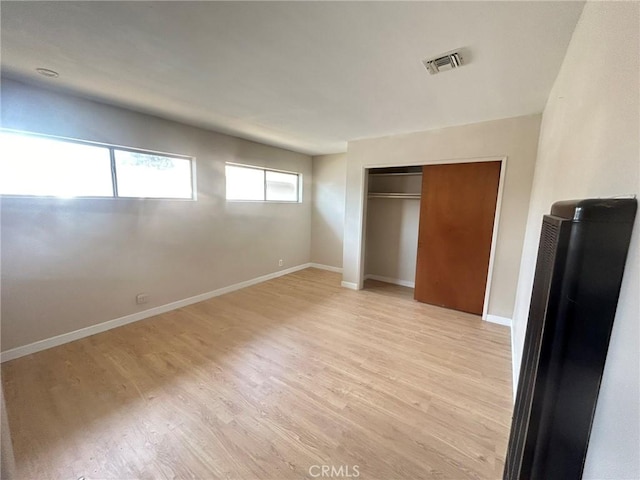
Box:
[2,268,513,479]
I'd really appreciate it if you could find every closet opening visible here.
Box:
[363,166,422,293]
[361,158,505,319]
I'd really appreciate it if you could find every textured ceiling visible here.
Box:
[1,1,584,155]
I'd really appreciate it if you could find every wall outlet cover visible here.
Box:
[136,293,150,305]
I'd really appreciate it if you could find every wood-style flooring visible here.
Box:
[2,268,513,479]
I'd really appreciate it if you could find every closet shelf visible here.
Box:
[368,192,421,199]
[368,172,422,177]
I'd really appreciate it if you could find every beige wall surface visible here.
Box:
[311,153,346,268]
[344,114,541,319]
[511,3,639,477]
[0,79,312,352]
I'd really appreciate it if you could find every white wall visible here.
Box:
[311,153,346,269]
[0,79,312,352]
[344,114,541,318]
[511,3,639,477]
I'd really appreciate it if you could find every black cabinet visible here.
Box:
[504,198,637,480]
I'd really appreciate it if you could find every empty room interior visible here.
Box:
[1,2,639,479]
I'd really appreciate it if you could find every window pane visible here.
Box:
[0,132,113,197]
[266,171,299,202]
[114,150,192,199]
[226,165,264,201]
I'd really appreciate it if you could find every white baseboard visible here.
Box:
[484,314,512,327]
[0,263,312,363]
[364,274,415,288]
[341,281,358,290]
[309,263,343,273]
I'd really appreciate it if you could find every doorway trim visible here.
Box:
[357,155,507,322]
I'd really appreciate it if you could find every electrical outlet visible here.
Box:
[136,293,149,305]
[278,259,283,267]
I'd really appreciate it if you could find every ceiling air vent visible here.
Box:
[422,51,463,75]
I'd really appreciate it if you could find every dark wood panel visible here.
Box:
[414,161,501,315]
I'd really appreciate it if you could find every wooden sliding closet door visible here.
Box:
[414,161,501,315]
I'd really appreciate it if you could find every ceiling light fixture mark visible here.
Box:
[36,68,59,78]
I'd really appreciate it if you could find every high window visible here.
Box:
[0,131,194,199]
[225,164,300,202]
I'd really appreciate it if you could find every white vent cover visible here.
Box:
[422,51,463,75]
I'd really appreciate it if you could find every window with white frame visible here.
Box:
[225,164,300,202]
[0,130,194,199]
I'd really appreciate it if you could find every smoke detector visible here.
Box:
[422,50,463,75]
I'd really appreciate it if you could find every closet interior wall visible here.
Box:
[364,168,422,287]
